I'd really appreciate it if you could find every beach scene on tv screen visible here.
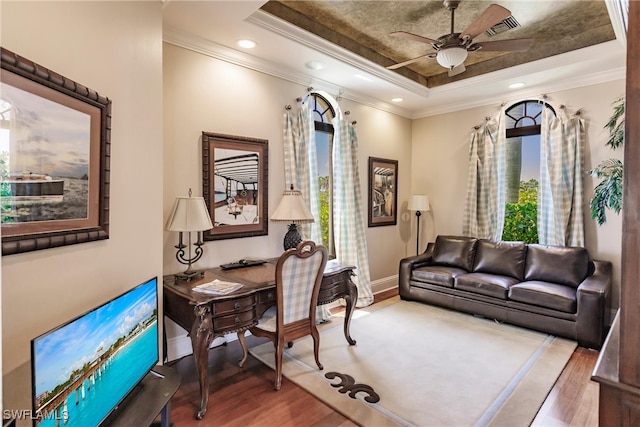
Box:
[32,279,158,426]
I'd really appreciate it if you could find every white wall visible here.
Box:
[162,43,412,356]
[411,79,625,309]
[1,1,163,376]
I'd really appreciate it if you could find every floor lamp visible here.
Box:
[408,195,430,255]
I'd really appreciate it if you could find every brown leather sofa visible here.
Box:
[398,235,612,349]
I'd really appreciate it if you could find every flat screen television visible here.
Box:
[30,276,159,426]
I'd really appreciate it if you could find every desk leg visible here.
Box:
[190,304,214,420]
[237,331,248,367]
[343,277,358,345]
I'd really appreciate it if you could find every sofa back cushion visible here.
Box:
[473,240,527,280]
[432,235,478,271]
[524,244,589,288]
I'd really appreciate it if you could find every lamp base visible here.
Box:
[174,269,205,282]
[283,223,302,250]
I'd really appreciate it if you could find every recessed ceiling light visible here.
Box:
[237,39,256,49]
[391,97,404,103]
[305,61,326,70]
[509,82,525,89]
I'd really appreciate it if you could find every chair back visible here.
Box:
[275,241,328,326]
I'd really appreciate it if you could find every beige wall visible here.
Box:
[1,1,163,375]
[411,79,625,309]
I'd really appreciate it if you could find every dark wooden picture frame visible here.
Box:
[368,157,398,227]
[202,132,268,240]
[0,48,111,255]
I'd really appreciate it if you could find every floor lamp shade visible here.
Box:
[408,195,430,255]
[408,194,430,213]
[271,187,314,250]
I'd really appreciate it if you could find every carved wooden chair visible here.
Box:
[246,240,328,390]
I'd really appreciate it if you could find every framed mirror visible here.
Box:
[202,132,268,240]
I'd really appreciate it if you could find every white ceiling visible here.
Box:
[162,1,627,119]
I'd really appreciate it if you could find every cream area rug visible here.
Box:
[249,297,577,427]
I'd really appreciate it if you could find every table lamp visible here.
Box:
[271,185,314,250]
[408,194,430,255]
[166,189,213,281]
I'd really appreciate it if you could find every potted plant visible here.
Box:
[590,97,625,225]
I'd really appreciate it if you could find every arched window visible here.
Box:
[502,100,555,242]
[310,93,335,254]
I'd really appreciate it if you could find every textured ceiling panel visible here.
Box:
[262,0,615,88]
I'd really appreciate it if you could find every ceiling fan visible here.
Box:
[387,0,534,76]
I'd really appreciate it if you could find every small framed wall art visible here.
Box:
[368,157,398,227]
[202,132,268,240]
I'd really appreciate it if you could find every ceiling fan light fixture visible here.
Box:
[436,47,468,69]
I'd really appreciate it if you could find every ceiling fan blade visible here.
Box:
[390,31,438,45]
[448,63,466,77]
[473,38,534,52]
[460,4,512,40]
[386,54,433,70]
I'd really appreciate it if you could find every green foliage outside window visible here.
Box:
[318,176,330,247]
[503,179,538,243]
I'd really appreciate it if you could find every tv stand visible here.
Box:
[106,364,180,427]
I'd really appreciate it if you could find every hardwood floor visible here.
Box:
[166,291,600,426]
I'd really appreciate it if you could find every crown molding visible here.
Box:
[163,25,415,118]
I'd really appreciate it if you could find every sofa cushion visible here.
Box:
[432,235,478,271]
[524,244,589,288]
[455,273,519,299]
[509,281,577,313]
[473,240,527,280]
[411,265,468,288]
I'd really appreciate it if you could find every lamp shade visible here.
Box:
[166,195,213,232]
[436,47,468,69]
[271,188,314,224]
[408,194,431,212]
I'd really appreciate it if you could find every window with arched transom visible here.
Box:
[502,100,555,243]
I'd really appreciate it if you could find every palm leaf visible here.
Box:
[604,98,625,150]
[589,158,623,225]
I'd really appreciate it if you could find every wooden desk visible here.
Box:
[163,260,357,420]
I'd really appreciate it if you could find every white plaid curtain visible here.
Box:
[283,103,322,243]
[462,108,507,240]
[538,107,585,247]
[332,117,373,308]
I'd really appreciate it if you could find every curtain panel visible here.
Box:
[538,107,585,247]
[462,108,507,240]
[332,118,374,308]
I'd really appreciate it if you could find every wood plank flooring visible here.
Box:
[166,291,600,426]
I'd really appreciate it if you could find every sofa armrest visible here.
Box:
[399,243,434,297]
[576,260,612,349]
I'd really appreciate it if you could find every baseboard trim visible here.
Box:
[165,274,400,362]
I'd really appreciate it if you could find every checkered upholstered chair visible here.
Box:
[249,240,328,390]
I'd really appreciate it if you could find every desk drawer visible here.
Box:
[214,310,256,331]
[257,290,276,305]
[212,295,254,316]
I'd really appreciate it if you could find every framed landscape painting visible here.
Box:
[368,157,398,227]
[0,48,111,255]
[202,132,268,240]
